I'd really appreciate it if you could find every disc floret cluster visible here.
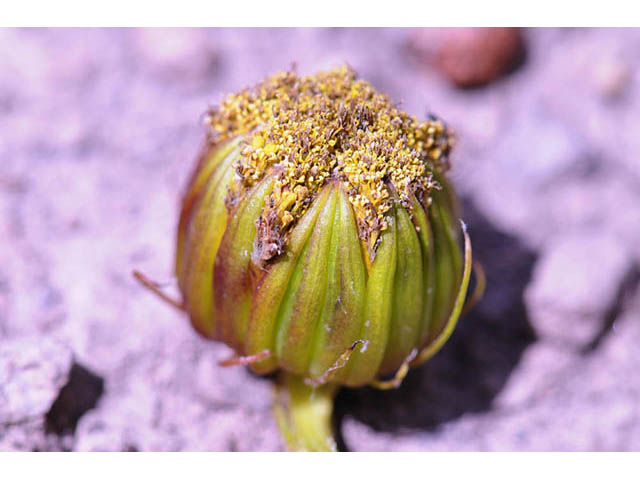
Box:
[205,66,454,262]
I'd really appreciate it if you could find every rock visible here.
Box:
[73,339,280,452]
[0,337,104,450]
[481,303,640,451]
[458,112,597,249]
[0,338,73,425]
[493,342,575,409]
[0,338,72,450]
[431,28,525,88]
[525,231,638,348]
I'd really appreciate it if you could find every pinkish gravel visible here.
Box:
[1,28,639,451]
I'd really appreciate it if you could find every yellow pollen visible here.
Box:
[204,66,454,261]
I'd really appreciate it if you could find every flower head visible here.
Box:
[163,66,473,450]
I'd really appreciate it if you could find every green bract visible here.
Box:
[176,135,467,387]
[162,67,473,451]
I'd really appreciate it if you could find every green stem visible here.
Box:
[273,372,339,451]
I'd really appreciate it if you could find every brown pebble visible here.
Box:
[439,28,524,88]
[410,28,525,88]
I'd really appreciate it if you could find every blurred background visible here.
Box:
[1,28,639,451]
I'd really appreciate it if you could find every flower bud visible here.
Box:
[168,66,473,450]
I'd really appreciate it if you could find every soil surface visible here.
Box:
[1,28,639,451]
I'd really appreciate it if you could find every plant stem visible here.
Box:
[273,372,339,452]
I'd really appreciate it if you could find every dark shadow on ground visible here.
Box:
[334,199,537,450]
[45,363,104,437]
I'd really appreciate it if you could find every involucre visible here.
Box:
[140,66,473,451]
